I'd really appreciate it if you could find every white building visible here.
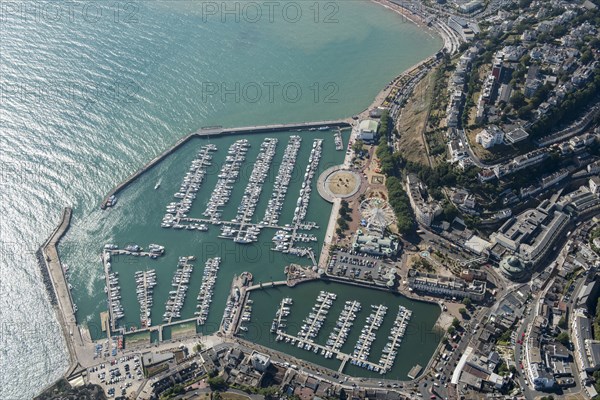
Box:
[250,351,271,372]
[476,126,504,149]
[406,174,441,226]
[356,119,379,142]
[590,176,600,195]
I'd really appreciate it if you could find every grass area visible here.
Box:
[466,126,525,162]
[146,362,169,378]
[466,127,493,160]
[171,321,197,340]
[396,67,436,166]
[221,393,252,400]
[124,331,151,348]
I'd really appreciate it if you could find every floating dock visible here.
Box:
[327,300,361,352]
[352,304,387,362]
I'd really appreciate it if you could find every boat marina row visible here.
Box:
[135,269,156,328]
[271,139,323,257]
[204,139,250,223]
[195,257,221,324]
[271,297,293,333]
[163,257,194,324]
[352,305,387,363]
[103,243,165,259]
[261,135,302,226]
[334,129,343,151]
[378,306,412,372]
[230,137,278,244]
[326,300,361,353]
[296,291,337,347]
[107,271,124,326]
[162,144,216,229]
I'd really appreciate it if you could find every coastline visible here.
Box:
[353,0,455,121]
[42,2,459,396]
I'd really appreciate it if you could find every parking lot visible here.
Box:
[327,250,395,282]
[87,354,145,398]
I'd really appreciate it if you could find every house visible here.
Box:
[476,126,504,149]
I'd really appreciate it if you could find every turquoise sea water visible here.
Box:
[0,1,441,397]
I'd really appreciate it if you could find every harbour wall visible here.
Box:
[101,120,351,209]
[37,208,72,308]
[36,247,58,306]
[38,208,85,384]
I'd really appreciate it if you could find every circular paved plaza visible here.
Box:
[317,166,362,201]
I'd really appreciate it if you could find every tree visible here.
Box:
[459,308,468,316]
[452,317,460,328]
[339,388,348,400]
[352,140,365,154]
[337,217,348,231]
[558,316,567,329]
[510,91,526,109]
[207,376,227,391]
[557,332,570,346]
[462,297,472,307]
[447,326,456,335]
[497,361,509,375]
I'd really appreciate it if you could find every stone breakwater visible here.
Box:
[36,247,58,306]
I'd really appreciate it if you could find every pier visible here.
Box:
[296,291,335,342]
[221,272,254,335]
[269,138,324,259]
[105,249,164,259]
[195,257,221,324]
[378,307,412,371]
[163,144,216,227]
[181,217,285,231]
[327,300,361,352]
[271,298,292,333]
[273,330,393,375]
[103,267,122,331]
[203,140,249,221]
[233,137,278,243]
[261,135,302,226]
[269,298,413,375]
[135,269,156,328]
[163,258,194,324]
[352,304,387,361]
